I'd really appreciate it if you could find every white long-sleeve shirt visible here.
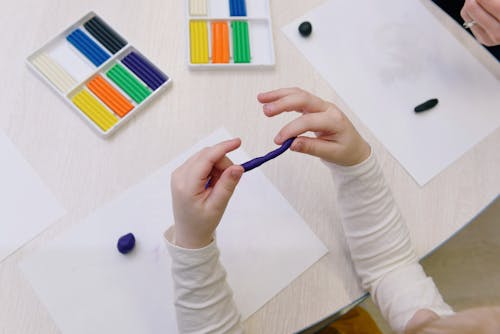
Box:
[165,150,454,334]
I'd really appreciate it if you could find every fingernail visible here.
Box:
[231,169,242,180]
[263,104,272,113]
[292,141,302,151]
[274,134,282,143]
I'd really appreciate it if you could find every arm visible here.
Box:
[167,139,245,334]
[326,152,454,333]
[259,88,454,334]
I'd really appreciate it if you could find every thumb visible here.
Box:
[207,165,244,210]
[291,136,337,162]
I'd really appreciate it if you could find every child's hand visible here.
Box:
[171,139,244,249]
[258,88,370,166]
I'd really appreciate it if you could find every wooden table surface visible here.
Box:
[0,1,498,333]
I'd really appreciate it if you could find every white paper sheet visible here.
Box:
[282,0,500,185]
[0,131,65,262]
[20,128,328,334]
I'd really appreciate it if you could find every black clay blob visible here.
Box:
[298,21,313,37]
[414,98,439,113]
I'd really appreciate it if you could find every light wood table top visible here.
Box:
[0,1,498,333]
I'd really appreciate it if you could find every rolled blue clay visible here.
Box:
[205,137,295,189]
[241,137,295,172]
[117,233,136,254]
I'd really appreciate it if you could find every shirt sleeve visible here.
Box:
[325,150,454,333]
[164,227,244,334]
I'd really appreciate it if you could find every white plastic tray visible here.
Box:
[27,12,172,138]
[186,0,275,69]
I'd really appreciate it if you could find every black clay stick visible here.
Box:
[414,98,438,113]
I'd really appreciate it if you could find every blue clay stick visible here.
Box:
[241,137,296,172]
[67,29,110,66]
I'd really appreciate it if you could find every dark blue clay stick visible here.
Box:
[122,56,161,90]
[127,52,167,83]
[122,52,167,90]
[241,137,296,172]
[205,137,296,189]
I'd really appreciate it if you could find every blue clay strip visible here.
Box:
[241,137,295,172]
[229,0,236,16]
[68,29,109,66]
[117,233,136,254]
[238,0,247,16]
[67,29,110,66]
[230,0,246,16]
[75,30,110,65]
[67,34,100,65]
[234,0,240,16]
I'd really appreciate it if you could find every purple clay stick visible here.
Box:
[205,137,296,189]
[241,137,296,172]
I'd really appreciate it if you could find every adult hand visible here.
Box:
[461,0,500,46]
[258,88,370,166]
[171,139,244,249]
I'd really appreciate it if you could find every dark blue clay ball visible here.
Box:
[117,233,136,254]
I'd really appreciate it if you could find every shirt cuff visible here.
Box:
[322,146,376,178]
[164,226,219,266]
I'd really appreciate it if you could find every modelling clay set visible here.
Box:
[187,0,275,68]
[27,12,171,137]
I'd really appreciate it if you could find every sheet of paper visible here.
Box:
[0,131,65,262]
[282,0,500,185]
[20,128,327,334]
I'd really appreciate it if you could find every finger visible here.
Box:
[206,165,244,211]
[274,111,343,144]
[262,91,329,117]
[462,0,500,43]
[188,138,241,189]
[461,8,496,45]
[471,22,497,45]
[182,140,235,173]
[257,87,303,103]
[477,0,500,21]
[213,155,234,171]
[205,156,235,188]
[290,136,340,161]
